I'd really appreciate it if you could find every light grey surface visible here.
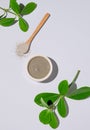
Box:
[0,0,90,130]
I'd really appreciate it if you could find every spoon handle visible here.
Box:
[26,13,50,44]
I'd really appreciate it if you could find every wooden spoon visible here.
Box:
[16,13,50,56]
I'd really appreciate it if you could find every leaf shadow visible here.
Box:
[53,111,60,128]
[42,58,59,83]
[67,83,77,96]
[64,97,69,117]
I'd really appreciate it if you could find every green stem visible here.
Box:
[69,70,80,87]
[0,6,17,17]
[40,98,49,108]
[53,95,64,106]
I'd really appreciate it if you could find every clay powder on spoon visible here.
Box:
[16,43,29,56]
[27,55,53,82]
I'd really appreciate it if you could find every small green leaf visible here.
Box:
[9,0,20,14]
[39,109,51,124]
[34,93,59,107]
[21,2,37,15]
[0,18,15,26]
[49,112,59,129]
[40,98,49,108]
[57,98,68,117]
[67,87,90,100]
[58,80,69,95]
[19,17,29,32]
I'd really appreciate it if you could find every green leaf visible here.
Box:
[21,2,37,15]
[58,80,69,95]
[19,17,29,32]
[49,112,59,129]
[0,18,15,26]
[57,98,68,117]
[9,0,16,7]
[39,109,51,124]
[9,0,20,14]
[67,87,90,100]
[34,93,59,107]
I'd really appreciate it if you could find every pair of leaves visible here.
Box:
[0,0,37,32]
[34,80,69,107]
[9,0,37,15]
[9,0,37,32]
[58,80,90,100]
[39,109,59,129]
[34,91,68,118]
[34,93,61,128]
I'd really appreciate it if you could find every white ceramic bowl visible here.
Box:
[27,55,53,82]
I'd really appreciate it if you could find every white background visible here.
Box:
[0,0,90,130]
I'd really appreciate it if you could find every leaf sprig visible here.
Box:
[0,0,37,32]
[34,70,90,129]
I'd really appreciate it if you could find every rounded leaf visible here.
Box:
[0,18,15,26]
[21,2,37,15]
[19,17,29,32]
[39,109,51,124]
[9,0,20,14]
[57,98,68,117]
[34,93,59,107]
[58,80,69,95]
[49,112,59,129]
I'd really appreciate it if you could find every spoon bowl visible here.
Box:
[16,43,30,56]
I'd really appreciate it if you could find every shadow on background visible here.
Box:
[67,83,77,96]
[42,57,59,83]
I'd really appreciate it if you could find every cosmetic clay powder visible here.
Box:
[27,56,51,80]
